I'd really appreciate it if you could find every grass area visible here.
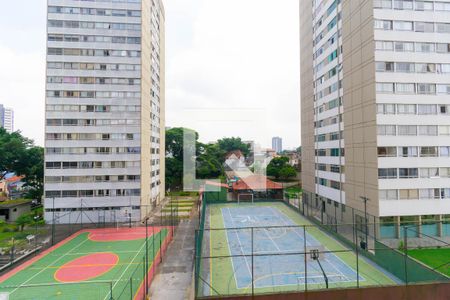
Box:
[408,248,450,276]
[167,191,199,197]
[284,186,302,194]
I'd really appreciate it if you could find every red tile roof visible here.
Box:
[232,175,282,191]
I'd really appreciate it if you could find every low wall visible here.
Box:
[203,282,450,300]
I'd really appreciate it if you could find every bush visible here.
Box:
[2,227,12,233]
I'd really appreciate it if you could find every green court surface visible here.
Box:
[408,248,450,276]
[0,227,172,300]
[202,202,397,296]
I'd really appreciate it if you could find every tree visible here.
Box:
[266,157,291,179]
[217,137,250,157]
[15,213,34,232]
[279,165,297,180]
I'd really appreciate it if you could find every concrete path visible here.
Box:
[149,218,196,300]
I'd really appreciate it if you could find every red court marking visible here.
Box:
[54,253,119,283]
[88,227,163,242]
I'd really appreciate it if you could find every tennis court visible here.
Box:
[202,202,397,296]
[0,226,173,300]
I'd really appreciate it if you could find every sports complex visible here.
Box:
[0,226,173,300]
[194,198,450,298]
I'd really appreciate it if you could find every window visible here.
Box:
[419,189,440,199]
[397,104,416,114]
[418,125,438,136]
[415,22,434,33]
[416,42,435,53]
[394,0,413,10]
[437,84,450,94]
[377,104,395,114]
[376,83,394,93]
[440,146,450,157]
[374,0,392,8]
[396,83,415,94]
[330,148,341,156]
[378,125,396,135]
[441,188,450,199]
[375,20,393,30]
[420,147,438,157]
[375,41,394,51]
[436,23,450,34]
[376,62,394,72]
[437,43,450,53]
[396,62,415,73]
[415,1,434,11]
[399,168,418,178]
[398,125,417,136]
[440,168,450,178]
[378,168,398,179]
[417,83,436,94]
[439,126,450,135]
[330,165,341,173]
[416,63,435,73]
[330,181,341,190]
[440,105,450,115]
[420,168,439,178]
[394,21,413,31]
[378,147,397,157]
[395,41,414,52]
[418,105,437,115]
[400,189,419,200]
[379,190,398,200]
[317,164,326,171]
[399,146,418,157]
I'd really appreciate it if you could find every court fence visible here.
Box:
[0,200,181,300]
[194,198,449,299]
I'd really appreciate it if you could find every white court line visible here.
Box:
[10,236,90,295]
[226,208,253,279]
[103,238,149,300]
[219,209,240,290]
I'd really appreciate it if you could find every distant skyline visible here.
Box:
[0,0,300,149]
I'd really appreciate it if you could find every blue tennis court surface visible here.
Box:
[221,205,363,289]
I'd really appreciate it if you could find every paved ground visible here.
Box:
[149,218,196,300]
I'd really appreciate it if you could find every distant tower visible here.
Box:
[272,137,282,154]
[0,104,14,133]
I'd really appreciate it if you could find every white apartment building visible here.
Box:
[0,105,14,133]
[301,0,450,239]
[44,0,165,224]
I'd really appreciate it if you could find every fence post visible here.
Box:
[110,281,113,300]
[404,226,408,285]
[251,227,254,298]
[143,256,146,298]
[355,233,359,288]
[303,225,307,292]
[130,277,133,300]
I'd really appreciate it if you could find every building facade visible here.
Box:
[272,136,283,153]
[301,0,450,239]
[44,0,165,223]
[0,105,14,133]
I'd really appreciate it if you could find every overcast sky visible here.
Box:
[0,0,300,149]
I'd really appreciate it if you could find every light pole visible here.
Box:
[51,197,55,246]
[360,196,369,250]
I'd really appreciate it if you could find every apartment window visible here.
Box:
[376,83,394,93]
[417,83,436,94]
[330,148,341,157]
[400,189,419,200]
[396,62,414,73]
[399,168,418,178]
[317,164,326,171]
[415,22,434,33]
[375,20,393,30]
[437,43,450,53]
[439,126,450,135]
[435,2,450,11]
[398,125,417,136]
[440,105,450,115]
[438,64,450,73]
[416,42,435,53]
[420,168,439,178]
[330,181,341,190]
[420,146,438,157]
[418,125,438,136]
[394,21,413,31]
[377,104,395,114]
[441,189,450,199]
[418,104,437,115]
[440,146,450,157]
[330,165,341,173]
[395,41,414,52]
[376,62,394,72]
[437,84,450,94]
[397,104,416,114]
[375,41,394,51]
[374,0,392,8]
[394,0,413,9]
[316,149,326,156]
[379,190,398,200]
[396,83,415,94]
[440,168,450,178]
[378,125,396,135]
[419,189,440,199]
[379,168,398,179]
[378,147,397,157]
[416,63,435,73]
[436,23,450,34]
[399,146,418,157]
[415,1,434,11]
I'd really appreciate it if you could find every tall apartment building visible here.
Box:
[0,105,14,133]
[272,136,283,153]
[301,0,450,239]
[44,0,165,223]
